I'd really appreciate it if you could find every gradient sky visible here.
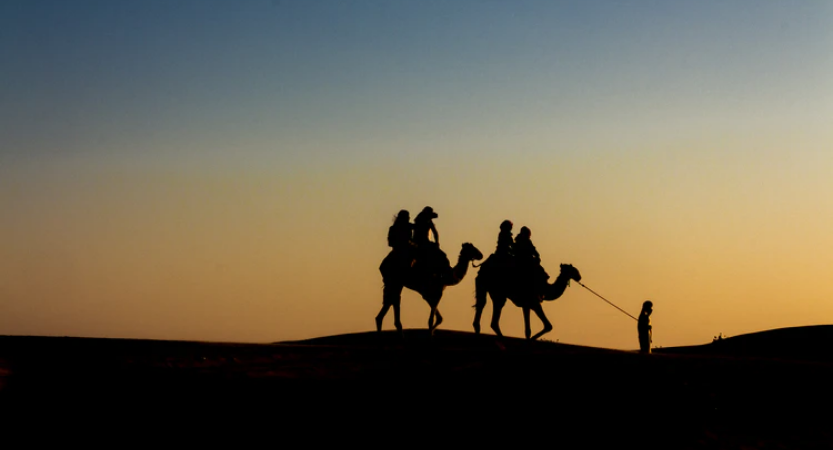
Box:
[2,1,832,349]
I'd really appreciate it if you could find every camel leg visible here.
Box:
[473,274,488,334]
[530,303,553,340]
[473,307,482,334]
[428,304,437,335]
[375,305,389,332]
[426,294,444,335]
[523,307,532,340]
[377,283,403,333]
[490,296,506,337]
[393,304,403,337]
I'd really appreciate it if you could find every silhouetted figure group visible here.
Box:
[380,208,653,350]
[386,206,448,277]
[378,207,484,336]
[489,220,550,295]
[389,213,549,293]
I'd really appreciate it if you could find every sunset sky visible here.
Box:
[2,1,832,349]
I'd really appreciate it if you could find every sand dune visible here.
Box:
[1,326,832,447]
[657,324,833,361]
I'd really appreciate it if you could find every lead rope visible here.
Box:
[576,281,638,322]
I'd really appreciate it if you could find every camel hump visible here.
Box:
[412,244,449,275]
[438,250,450,269]
[427,246,450,269]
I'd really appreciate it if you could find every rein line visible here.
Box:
[576,281,638,322]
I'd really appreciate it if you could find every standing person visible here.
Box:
[638,300,653,353]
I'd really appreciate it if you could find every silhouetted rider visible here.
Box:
[514,226,549,286]
[388,209,413,249]
[512,226,539,263]
[492,219,514,266]
[412,206,441,273]
[387,209,415,270]
[413,206,439,247]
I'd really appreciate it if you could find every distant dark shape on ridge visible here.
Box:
[638,300,653,353]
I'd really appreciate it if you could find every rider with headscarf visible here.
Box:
[387,209,415,270]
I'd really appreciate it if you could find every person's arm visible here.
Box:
[431,223,439,244]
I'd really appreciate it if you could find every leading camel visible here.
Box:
[377,242,483,335]
[472,257,581,340]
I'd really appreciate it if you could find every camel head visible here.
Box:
[560,263,582,282]
[461,242,484,262]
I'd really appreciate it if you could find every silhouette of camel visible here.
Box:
[377,242,483,335]
[473,259,581,340]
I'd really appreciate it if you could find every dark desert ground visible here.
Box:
[2,325,833,448]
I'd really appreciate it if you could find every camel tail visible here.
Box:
[474,271,488,310]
